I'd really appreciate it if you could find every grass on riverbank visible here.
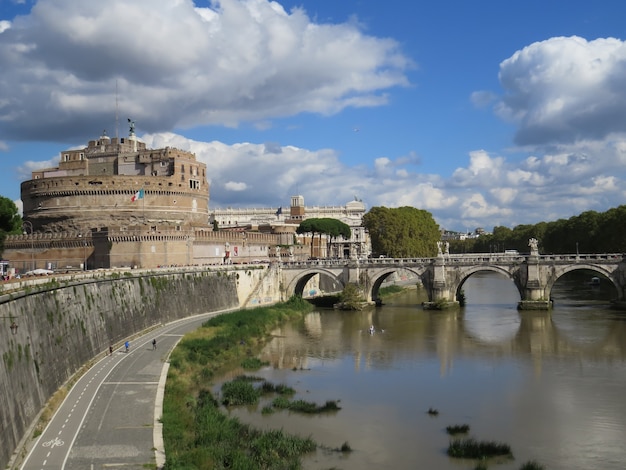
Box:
[162,296,318,470]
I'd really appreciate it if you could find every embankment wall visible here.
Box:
[0,265,280,468]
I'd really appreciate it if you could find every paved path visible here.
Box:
[19,310,231,470]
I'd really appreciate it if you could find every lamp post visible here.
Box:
[23,220,34,271]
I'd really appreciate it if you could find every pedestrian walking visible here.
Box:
[109,345,113,355]
[152,338,157,350]
[125,341,129,353]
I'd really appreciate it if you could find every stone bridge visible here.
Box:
[279,253,626,309]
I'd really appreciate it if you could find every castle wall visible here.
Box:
[21,175,209,232]
[3,229,314,273]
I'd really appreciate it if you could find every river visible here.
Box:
[218,271,626,469]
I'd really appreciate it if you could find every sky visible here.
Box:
[1,0,626,232]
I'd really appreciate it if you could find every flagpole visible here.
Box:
[142,188,145,224]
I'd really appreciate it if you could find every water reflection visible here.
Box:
[219,273,626,469]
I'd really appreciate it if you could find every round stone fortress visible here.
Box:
[21,128,209,232]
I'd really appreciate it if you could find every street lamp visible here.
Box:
[23,221,34,271]
[10,321,18,335]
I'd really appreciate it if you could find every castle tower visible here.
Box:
[289,195,305,223]
[21,131,209,233]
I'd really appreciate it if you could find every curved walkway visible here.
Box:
[18,309,233,470]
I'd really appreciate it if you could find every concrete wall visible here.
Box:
[0,265,282,468]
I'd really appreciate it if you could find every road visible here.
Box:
[19,309,232,470]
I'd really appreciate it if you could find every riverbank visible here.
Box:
[162,296,318,469]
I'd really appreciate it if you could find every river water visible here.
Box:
[219,271,626,469]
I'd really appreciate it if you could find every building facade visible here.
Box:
[3,126,370,272]
[22,128,209,233]
[210,195,371,259]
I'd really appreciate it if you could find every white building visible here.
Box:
[210,195,371,259]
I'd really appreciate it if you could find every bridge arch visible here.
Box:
[285,268,345,298]
[452,266,525,302]
[545,264,621,300]
[368,267,427,303]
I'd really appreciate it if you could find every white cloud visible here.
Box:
[0,21,11,33]
[224,181,248,191]
[16,157,58,181]
[470,90,496,108]
[460,193,512,220]
[496,36,626,146]
[452,150,504,186]
[0,0,410,141]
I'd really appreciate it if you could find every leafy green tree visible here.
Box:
[0,196,21,256]
[458,204,626,255]
[338,283,365,310]
[362,206,439,258]
[296,218,351,258]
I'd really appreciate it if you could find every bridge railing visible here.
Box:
[280,253,624,269]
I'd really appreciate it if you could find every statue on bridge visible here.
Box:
[437,241,450,257]
[528,238,539,256]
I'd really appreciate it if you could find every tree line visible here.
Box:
[0,196,22,255]
[448,205,626,255]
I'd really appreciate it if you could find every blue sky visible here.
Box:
[1,0,626,232]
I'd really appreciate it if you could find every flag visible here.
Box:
[131,189,144,202]
[275,206,282,216]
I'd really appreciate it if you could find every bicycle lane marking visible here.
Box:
[20,354,123,470]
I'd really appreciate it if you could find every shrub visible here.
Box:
[446,424,470,435]
[447,438,512,459]
[221,378,260,406]
[519,460,545,470]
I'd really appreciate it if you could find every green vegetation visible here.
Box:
[162,296,318,469]
[448,204,626,254]
[447,438,513,460]
[296,217,352,258]
[337,283,365,310]
[241,357,269,370]
[519,460,545,470]
[270,397,341,414]
[362,206,440,258]
[0,196,21,255]
[221,379,261,406]
[378,284,404,297]
[446,424,470,435]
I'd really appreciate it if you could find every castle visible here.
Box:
[4,126,369,272]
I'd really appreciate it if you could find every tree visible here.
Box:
[296,218,351,258]
[362,206,439,258]
[0,196,21,256]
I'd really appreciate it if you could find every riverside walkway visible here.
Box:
[17,308,232,470]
